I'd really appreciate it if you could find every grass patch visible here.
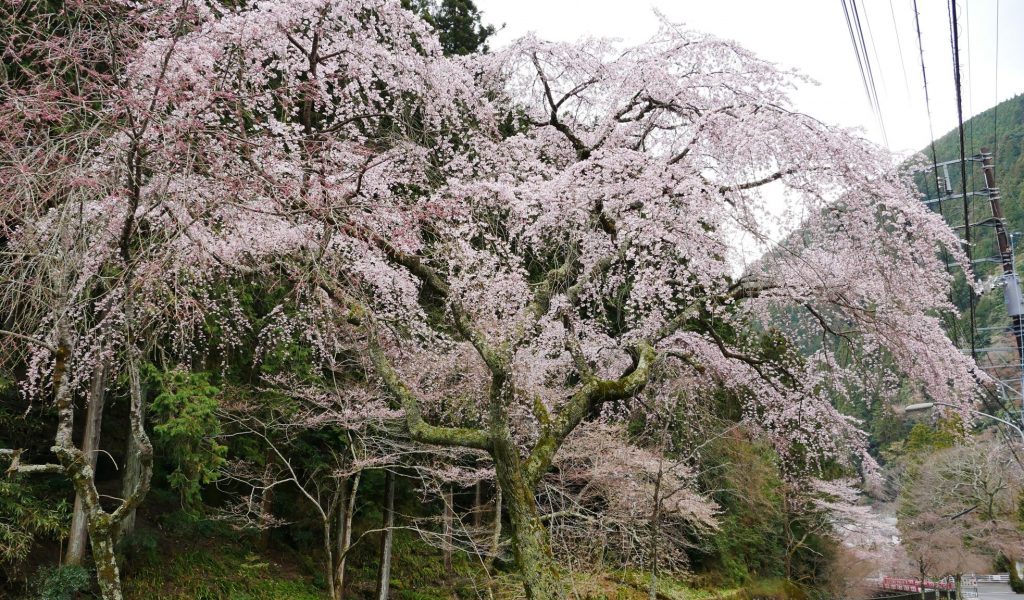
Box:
[123,536,321,600]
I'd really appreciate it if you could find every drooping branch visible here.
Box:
[523,342,656,485]
[368,341,492,451]
[529,52,591,160]
[718,167,800,194]
[0,329,57,353]
[374,238,507,375]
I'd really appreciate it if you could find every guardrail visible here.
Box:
[881,577,955,592]
[973,573,1010,583]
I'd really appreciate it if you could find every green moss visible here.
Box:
[123,545,322,600]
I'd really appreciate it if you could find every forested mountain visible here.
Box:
[913,94,1024,394]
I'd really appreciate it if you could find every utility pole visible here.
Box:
[981,148,1024,423]
[916,149,1024,431]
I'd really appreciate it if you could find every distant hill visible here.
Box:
[914,93,1024,382]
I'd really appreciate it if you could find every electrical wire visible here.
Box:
[912,0,962,348]
[840,0,872,110]
[840,0,889,147]
[993,0,1000,160]
[888,0,912,100]
[912,0,943,201]
[949,0,977,359]
[851,0,889,146]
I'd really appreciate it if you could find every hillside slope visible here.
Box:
[914,93,1024,355]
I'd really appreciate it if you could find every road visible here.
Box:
[975,582,1018,600]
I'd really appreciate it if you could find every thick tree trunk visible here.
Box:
[87,513,122,600]
[443,485,454,577]
[376,470,395,600]
[491,439,565,600]
[335,471,360,600]
[66,364,106,565]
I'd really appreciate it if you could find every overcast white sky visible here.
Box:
[476,0,1024,158]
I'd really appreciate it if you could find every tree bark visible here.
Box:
[117,373,146,543]
[492,438,565,600]
[335,471,360,600]
[647,454,664,600]
[443,485,454,577]
[322,515,336,600]
[87,513,121,600]
[489,483,502,566]
[66,364,106,565]
[376,470,395,600]
[473,479,483,528]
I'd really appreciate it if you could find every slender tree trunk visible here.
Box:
[322,516,336,600]
[376,470,395,600]
[443,485,454,577]
[489,483,502,566]
[258,452,276,550]
[66,364,106,565]
[335,471,359,600]
[50,340,127,600]
[474,479,483,528]
[647,455,664,600]
[117,374,146,543]
[491,438,565,600]
[919,559,926,600]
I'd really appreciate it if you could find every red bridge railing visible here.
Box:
[880,577,955,592]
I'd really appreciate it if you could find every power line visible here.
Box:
[860,1,888,99]
[839,0,889,147]
[912,0,962,347]
[950,0,977,359]
[888,0,912,100]
[841,0,873,111]
[912,0,942,200]
[993,0,1000,160]
[965,0,975,155]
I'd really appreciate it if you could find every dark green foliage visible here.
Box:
[29,565,91,600]
[904,420,960,453]
[117,527,160,574]
[690,429,836,588]
[0,390,72,579]
[147,366,226,511]
[123,542,323,599]
[913,94,1024,352]
[0,476,70,580]
[997,556,1024,593]
[402,0,497,55]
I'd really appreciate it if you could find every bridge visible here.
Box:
[866,574,1014,600]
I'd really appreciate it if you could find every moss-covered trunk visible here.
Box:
[492,437,565,600]
[88,513,123,600]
